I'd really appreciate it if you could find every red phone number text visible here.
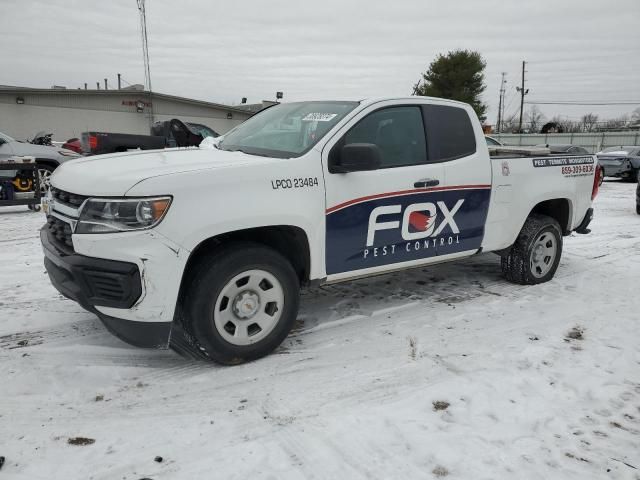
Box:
[562,165,594,175]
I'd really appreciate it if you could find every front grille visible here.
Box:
[84,270,127,302]
[46,215,74,251]
[51,187,89,208]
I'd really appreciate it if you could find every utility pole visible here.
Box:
[137,0,154,127]
[117,73,122,90]
[516,61,529,133]
[496,72,507,133]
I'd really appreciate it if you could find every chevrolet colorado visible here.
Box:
[41,97,600,364]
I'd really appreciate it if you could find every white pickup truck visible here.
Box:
[41,97,601,364]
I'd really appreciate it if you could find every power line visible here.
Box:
[503,90,518,116]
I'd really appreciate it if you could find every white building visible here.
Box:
[0,86,254,141]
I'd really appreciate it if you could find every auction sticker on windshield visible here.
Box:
[302,113,338,122]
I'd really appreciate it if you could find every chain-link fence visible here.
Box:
[491,131,640,154]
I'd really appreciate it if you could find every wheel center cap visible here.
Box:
[533,244,544,262]
[233,291,260,319]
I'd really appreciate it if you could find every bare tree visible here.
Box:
[525,106,546,133]
[581,113,599,132]
[501,113,519,133]
[549,115,580,134]
[602,114,629,131]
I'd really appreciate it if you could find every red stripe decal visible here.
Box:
[325,184,491,214]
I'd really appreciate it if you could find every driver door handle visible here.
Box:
[414,178,440,188]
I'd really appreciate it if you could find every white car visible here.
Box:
[0,131,80,193]
[41,97,600,363]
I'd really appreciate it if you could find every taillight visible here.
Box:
[88,135,98,150]
[592,165,602,200]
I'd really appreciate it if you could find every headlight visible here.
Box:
[76,197,172,234]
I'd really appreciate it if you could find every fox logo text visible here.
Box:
[363,199,464,259]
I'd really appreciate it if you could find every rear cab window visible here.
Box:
[422,104,476,162]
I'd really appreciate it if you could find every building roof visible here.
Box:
[0,86,252,115]
[235,100,280,113]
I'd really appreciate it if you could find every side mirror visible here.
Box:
[329,143,382,173]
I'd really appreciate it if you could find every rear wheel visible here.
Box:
[182,243,300,364]
[501,214,563,285]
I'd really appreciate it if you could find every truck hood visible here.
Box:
[50,147,272,196]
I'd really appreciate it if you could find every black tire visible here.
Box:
[622,169,638,183]
[636,204,640,215]
[181,243,300,364]
[501,214,563,285]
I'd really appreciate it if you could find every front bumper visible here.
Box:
[41,227,172,348]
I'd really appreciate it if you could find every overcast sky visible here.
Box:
[2,0,639,124]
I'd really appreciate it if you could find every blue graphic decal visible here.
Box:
[326,188,491,275]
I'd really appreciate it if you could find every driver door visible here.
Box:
[322,101,445,279]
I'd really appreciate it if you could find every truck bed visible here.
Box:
[482,149,597,252]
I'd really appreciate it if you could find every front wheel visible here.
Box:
[501,214,563,285]
[36,163,56,196]
[622,168,639,183]
[182,243,300,364]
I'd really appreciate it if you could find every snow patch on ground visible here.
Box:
[0,181,639,479]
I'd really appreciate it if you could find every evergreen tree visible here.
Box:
[414,50,487,119]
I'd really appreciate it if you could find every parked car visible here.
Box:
[82,119,220,155]
[596,146,640,182]
[183,122,219,139]
[41,97,599,364]
[0,131,80,193]
[535,144,590,155]
[61,138,83,154]
[485,135,503,147]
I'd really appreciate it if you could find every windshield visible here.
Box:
[219,101,358,158]
[187,123,219,138]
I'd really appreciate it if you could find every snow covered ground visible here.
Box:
[1,181,639,480]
